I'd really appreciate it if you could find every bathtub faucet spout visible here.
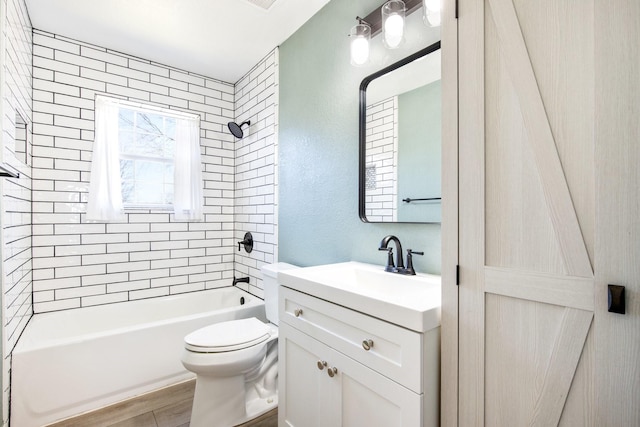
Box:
[233,276,250,286]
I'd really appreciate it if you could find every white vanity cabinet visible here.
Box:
[278,286,439,427]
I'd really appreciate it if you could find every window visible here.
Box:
[87,96,203,221]
[118,108,176,207]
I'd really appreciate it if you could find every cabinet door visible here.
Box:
[335,346,422,427]
[279,322,335,427]
[280,322,422,427]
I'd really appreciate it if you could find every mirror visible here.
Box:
[359,42,441,223]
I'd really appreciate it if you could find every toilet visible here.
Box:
[181,262,298,427]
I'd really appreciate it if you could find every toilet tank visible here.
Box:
[261,262,298,325]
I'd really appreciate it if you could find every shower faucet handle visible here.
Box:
[237,232,253,253]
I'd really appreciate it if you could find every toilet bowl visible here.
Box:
[181,262,298,427]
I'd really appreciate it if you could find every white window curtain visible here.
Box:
[173,118,203,221]
[86,97,124,221]
[87,96,203,222]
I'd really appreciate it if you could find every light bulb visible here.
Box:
[423,0,441,27]
[382,1,406,49]
[384,14,404,48]
[425,9,441,26]
[424,0,440,12]
[350,23,371,66]
[351,37,370,66]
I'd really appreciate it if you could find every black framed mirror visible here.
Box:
[359,41,441,223]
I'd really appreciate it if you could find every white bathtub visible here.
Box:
[11,287,265,427]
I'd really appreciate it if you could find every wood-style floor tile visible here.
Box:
[153,398,193,427]
[48,380,195,427]
[237,408,278,427]
[107,411,157,427]
[44,379,278,427]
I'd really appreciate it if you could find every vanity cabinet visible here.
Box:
[278,286,439,427]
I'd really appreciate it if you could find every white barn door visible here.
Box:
[456,0,640,425]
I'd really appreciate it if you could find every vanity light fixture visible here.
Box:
[350,20,372,66]
[423,0,441,27]
[382,0,406,49]
[349,0,440,65]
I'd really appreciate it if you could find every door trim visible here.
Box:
[440,0,460,424]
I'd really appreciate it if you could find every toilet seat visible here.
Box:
[185,318,271,353]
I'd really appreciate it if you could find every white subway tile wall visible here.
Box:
[0,13,278,421]
[233,50,279,297]
[2,0,33,422]
[364,97,398,222]
[31,30,278,313]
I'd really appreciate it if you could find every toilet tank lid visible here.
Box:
[261,262,299,278]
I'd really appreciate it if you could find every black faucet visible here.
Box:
[378,235,405,273]
[233,276,250,286]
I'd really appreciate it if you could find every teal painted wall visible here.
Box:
[397,80,442,222]
[278,0,441,274]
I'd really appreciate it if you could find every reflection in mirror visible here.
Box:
[359,42,441,223]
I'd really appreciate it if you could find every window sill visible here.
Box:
[123,205,173,212]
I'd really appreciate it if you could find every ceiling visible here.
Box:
[24,0,330,84]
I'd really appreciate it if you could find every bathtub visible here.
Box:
[11,287,265,427]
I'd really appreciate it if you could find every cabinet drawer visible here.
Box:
[280,286,423,393]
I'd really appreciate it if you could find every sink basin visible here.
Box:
[278,261,441,332]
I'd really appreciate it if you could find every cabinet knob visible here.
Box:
[294,308,303,317]
[317,360,327,370]
[327,367,338,378]
[362,339,374,351]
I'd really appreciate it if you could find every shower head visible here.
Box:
[227,120,251,139]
